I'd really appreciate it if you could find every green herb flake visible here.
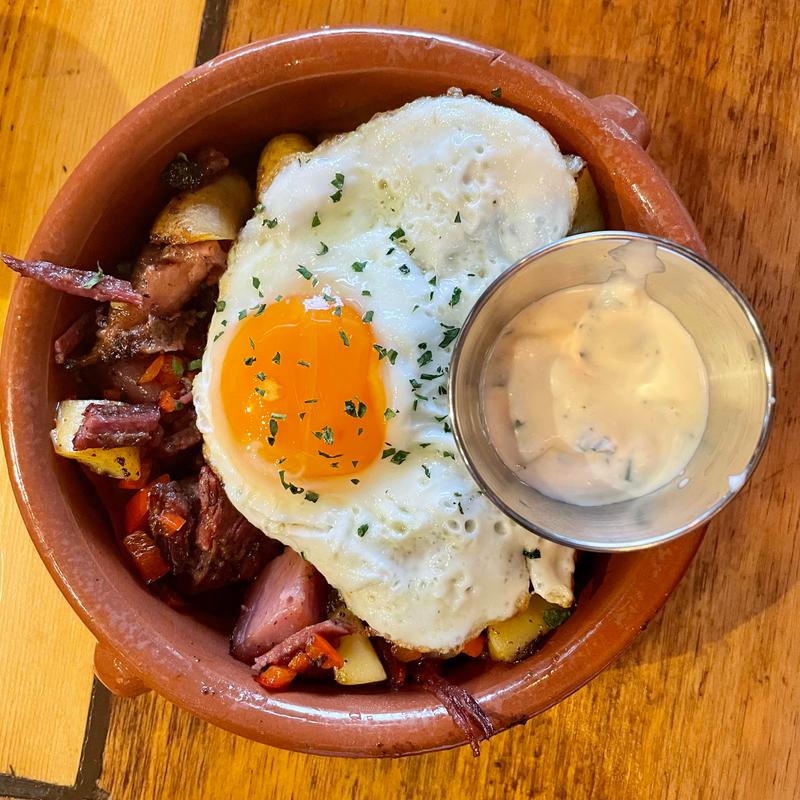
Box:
[238,309,248,320]
[523,548,542,559]
[297,265,313,280]
[344,399,367,418]
[311,211,321,228]
[399,265,410,274]
[454,211,461,223]
[357,523,369,537]
[417,350,433,367]
[264,217,278,229]
[304,398,318,404]
[389,226,405,241]
[304,491,320,503]
[338,328,350,347]
[352,261,367,273]
[449,287,462,306]
[330,173,344,201]
[170,356,184,377]
[253,203,265,214]
[439,325,460,349]
[491,86,502,99]
[269,418,278,437]
[350,478,360,484]
[390,450,409,465]
[313,426,335,445]
[317,241,329,255]
[188,358,202,371]
[362,310,374,323]
[361,289,372,296]
[297,359,311,367]
[252,276,261,290]
[272,352,281,365]
[254,304,266,317]
[255,371,266,381]
[81,266,104,289]
[254,387,266,397]
[422,464,431,478]
[381,447,396,459]
[215,300,226,312]
[442,450,455,459]
[244,356,256,366]
[384,408,396,421]
[543,607,572,629]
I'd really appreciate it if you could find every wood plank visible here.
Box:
[0,0,205,787]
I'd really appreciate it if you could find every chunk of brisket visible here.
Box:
[72,401,161,450]
[230,548,329,663]
[1,253,144,306]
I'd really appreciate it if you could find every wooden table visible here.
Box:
[0,2,797,798]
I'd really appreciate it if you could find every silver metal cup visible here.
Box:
[449,232,775,551]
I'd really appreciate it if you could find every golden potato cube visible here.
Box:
[569,165,606,234]
[150,172,253,245]
[51,400,142,481]
[487,594,557,663]
[256,133,314,197]
[334,634,387,686]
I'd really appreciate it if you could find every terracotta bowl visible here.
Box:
[0,27,705,756]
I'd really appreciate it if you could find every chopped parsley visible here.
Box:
[422,464,431,478]
[268,418,278,437]
[264,217,278,228]
[81,266,104,289]
[361,289,371,296]
[171,356,184,377]
[278,469,304,495]
[297,359,311,367]
[304,491,320,503]
[417,350,433,367]
[243,356,256,366]
[311,211,321,227]
[390,450,409,465]
[215,300,226,312]
[252,276,261,290]
[297,265,313,280]
[330,173,344,202]
[439,325,460,349]
[255,372,266,381]
[350,478,360,484]
[317,241,329,255]
[254,387,266,397]
[338,328,350,347]
[381,447,396,459]
[449,287,462,306]
[313,426,335,445]
[272,352,281,364]
[442,450,455,459]
[357,523,369,537]
[238,309,248,320]
[523,548,541,559]
[352,261,367,272]
[398,265,410,274]
[344,399,367,418]
[543,607,572,629]
[389,226,405,241]
[454,211,461,223]
[317,451,342,459]
[188,358,202,371]
[491,86,502,99]
[362,310,374,323]
[383,408,396,420]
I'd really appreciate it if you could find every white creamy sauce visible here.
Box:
[484,256,710,507]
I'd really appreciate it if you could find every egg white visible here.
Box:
[194,93,578,652]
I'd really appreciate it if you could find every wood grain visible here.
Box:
[0,0,205,788]
[1,0,798,798]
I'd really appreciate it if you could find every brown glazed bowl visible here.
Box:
[0,28,706,756]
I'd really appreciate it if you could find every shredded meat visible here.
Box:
[82,306,195,365]
[1,253,144,306]
[230,548,328,663]
[373,638,408,690]
[252,620,354,671]
[160,147,230,192]
[132,241,226,315]
[54,309,99,364]
[158,407,202,457]
[149,466,277,594]
[88,357,163,403]
[72,401,161,450]
[411,660,494,757]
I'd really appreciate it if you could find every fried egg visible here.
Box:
[194,93,578,652]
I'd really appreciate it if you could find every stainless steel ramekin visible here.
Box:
[449,232,775,551]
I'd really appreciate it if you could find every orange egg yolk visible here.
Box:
[221,295,386,479]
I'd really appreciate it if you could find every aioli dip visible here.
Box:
[483,266,709,506]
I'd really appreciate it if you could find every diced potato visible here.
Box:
[150,172,253,245]
[334,635,387,686]
[256,133,314,197]
[487,593,570,662]
[51,400,141,480]
[569,165,605,234]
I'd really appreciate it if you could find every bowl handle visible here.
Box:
[591,94,651,149]
[94,641,150,698]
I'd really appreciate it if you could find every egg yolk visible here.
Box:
[221,295,386,479]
